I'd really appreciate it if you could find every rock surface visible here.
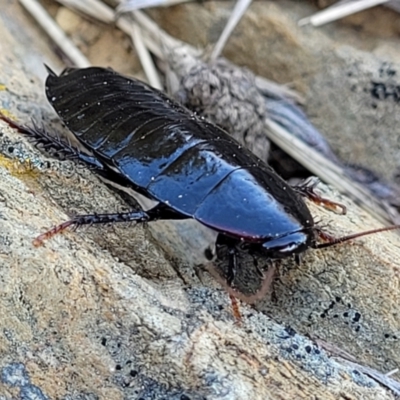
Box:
[0,1,400,399]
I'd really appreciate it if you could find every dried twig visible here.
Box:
[117,0,194,14]
[341,359,400,396]
[386,368,399,378]
[53,0,163,85]
[265,119,391,225]
[130,10,302,101]
[313,336,400,395]
[55,0,114,23]
[18,0,90,67]
[254,76,304,104]
[210,0,253,62]
[54,0,193,60]
[52,1,299,101]
[127,9,197,57]
[299,0,390,27]
[130,22,162,89]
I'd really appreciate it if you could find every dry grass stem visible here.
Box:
[341,360,400,395]
[55,0,114,23]
[210,0,253,62]
[130,22,162,89]
[45,0,162,84]
[299,0,390,26]
[254,76,304,104]
[51,0,273,99]
[54,0,194,60]
[117,0,194,14]
[19,0,90,67]
[130,9,198,57]
[265,119,392,225]
[386,368,399,377]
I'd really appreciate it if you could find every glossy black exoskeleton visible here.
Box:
[1,66,399,301]
[44,67,317,267]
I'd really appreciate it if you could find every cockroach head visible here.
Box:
[259,228,315,259]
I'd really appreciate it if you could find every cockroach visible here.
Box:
[1,66,399,304]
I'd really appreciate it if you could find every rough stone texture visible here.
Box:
[149,1,400,185]
[1,1,400,399]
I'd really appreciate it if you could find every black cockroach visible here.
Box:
[1,66,399,302]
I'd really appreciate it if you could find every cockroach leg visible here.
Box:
[33,220,75,247]
[0,111,105,170]
[204,261,276,320]
[33,210,151,247]
[294,179,347,215]
[33,202,189,246]
[227,247,238,286]
[229,294,242,324]
[215,234,240,286]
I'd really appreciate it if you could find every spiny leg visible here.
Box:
[33,210,149,246]
[293,178,347,215]
[215,234,240,286]
[229,294,242,324]
[0,111,104,170]
[227,248,238,286]
[33,202,187,246]
[0,112,158,205]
